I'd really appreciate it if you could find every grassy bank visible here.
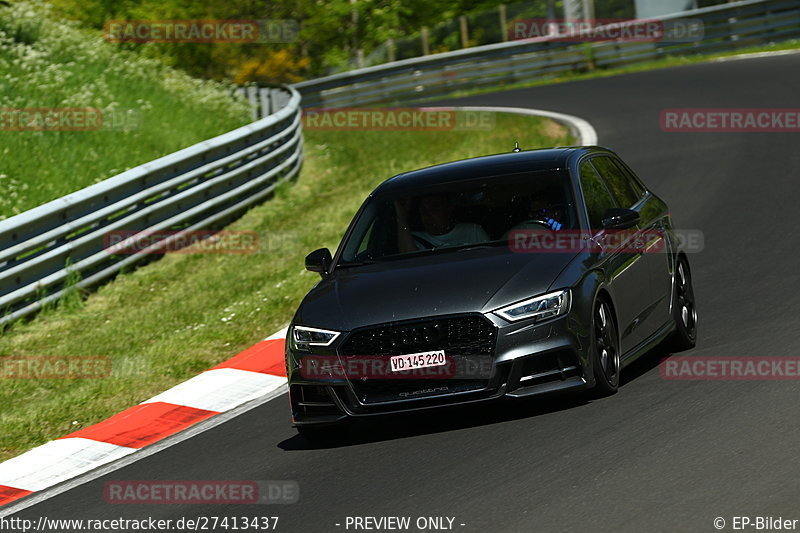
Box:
[0,112,573,462]
[0,1,250,220]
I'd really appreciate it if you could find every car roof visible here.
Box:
[374,146,612,194]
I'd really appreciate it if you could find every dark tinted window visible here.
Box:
[339,170,578,263]
[579,161,617,231]
[612,158,647,198]
[591,156,641,208]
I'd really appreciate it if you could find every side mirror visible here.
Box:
[601,208,640,230]
[305,248,332,276]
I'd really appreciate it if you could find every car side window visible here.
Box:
[611,158,647,198]
[579,161,617,231]
[591,156,641,208]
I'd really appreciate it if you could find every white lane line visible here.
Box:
[0,384,288,517]
[711,49,800,63]
[0,438,136,493]
[425,105,599,146]
[142,368,287,413]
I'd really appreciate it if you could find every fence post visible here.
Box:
[499,5,508,42]
[387,38,396,62]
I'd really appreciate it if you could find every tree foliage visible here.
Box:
[44,0,703,82]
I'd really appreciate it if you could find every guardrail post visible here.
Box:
[259,88,272,119]
[246,86,259,121]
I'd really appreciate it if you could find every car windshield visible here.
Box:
[338,169,578,264]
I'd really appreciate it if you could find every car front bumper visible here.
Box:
[286,311,593,426]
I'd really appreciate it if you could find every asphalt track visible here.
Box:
[14,52,800,533]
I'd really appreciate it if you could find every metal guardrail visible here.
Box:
[0,85,303,327]
[294,0,800,108]
[236,85,295,121]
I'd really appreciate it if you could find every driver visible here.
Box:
[510,186,565,232]
[395,194,489,253]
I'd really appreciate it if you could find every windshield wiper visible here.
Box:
[351,241,507,263]
[454,241,508,252]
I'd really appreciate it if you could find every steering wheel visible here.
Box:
[519,218,555,231]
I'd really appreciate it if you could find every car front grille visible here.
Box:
[341,314,496,356]
[339,314,497,404]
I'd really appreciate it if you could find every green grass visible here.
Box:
[0,112,573,462]
[423,39,800,102]
[0,1,251,220]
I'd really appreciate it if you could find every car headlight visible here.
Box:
[493,289,571,322]
[291,325,341,348]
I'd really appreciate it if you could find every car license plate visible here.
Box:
[390,350,446,372]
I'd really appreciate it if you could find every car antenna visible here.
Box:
[513,141,521,153]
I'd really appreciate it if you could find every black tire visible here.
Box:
[590,298,620,397]
[664,256,697,352]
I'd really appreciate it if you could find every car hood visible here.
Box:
[293,249,579,331]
